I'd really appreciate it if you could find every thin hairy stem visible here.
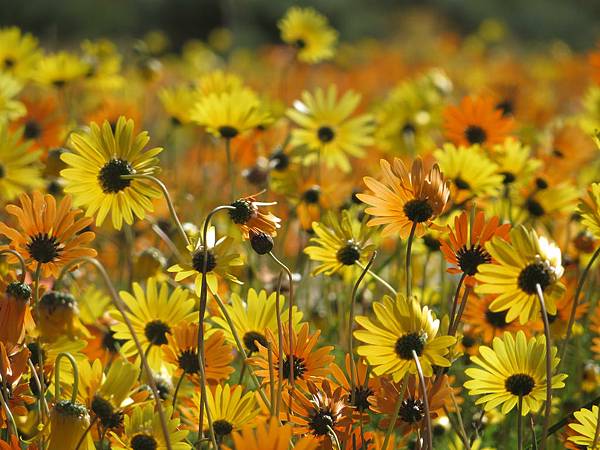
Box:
[536,283,553,450]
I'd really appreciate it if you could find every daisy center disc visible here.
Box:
[308,407,335,436]
[131,433,158,450]
[191,249,217,273]
[395,332,427,360]
[317,126,335,143]
[399,398,425,423]
[177,349,200,374]
[302,186,321,204]
[464,125,487,145]
[485,308,509,328]
[517,262,552,295]
[98,158,133,193]
[403,199,433,223]
[281,354,307,379]
[212,419,233,437]
[351,385,373,411]
[144,320,170,346]
[27,232,62,263]
[504,373,535,396]
[456,244,491,276]
[336,241,361,265]
[242,331,268,354]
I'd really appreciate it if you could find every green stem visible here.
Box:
[0,386,18,438]
[355,260,397,297]
[518,396,524,450]
[413,350,433,450]
[535,284,552,450]
[54,352,79,403]
[172,374,184,410]
[0,249,27,283]
[405,222,417,298]
[350,253,377,403]
[560,245,600,367]
[27,359,49,417]
[449,283,472,337]
[448,274,466,334]
[382,373,409,450]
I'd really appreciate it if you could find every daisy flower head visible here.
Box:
[278,7,338,64]
[304,209,375,277]
[476,225,565,324]
[61,116,163,230]
[357,157,450,239]
[568,405,600,449]
[287,85,375,172]
[109,277,196,370]
[191,87,271,139]
[34,51,88,88]
[231,418,318,450]
[0,124,43,201]
[0,73,25,124]
[211,288,302,355]
[440,210,510,286]
[443,95,514,147]
[434,143,504,204]
[354,294,456,381]
[465,331,566,415]
[578,182,600,239]
[0,26,40,80]
[489,138,541,188]
[228,194,281,240]
[167,225,243,295]
[0,192,96,277]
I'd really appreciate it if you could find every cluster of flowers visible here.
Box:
[0,5,600,450]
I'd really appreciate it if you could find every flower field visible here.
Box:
[1,5,600,449]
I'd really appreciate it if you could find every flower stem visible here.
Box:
[413,350,433,450]
[0,249,27,283]
[518,396,524,450]
[406,222,418,298]
[225,137,236,201]
[54,352,78,403]
[449,283,472,336]
[350,253,377,401]
[560,245,600,368]
[172,374,184,410]
[355,260,396,296]
[27,359,49,417]
[121,174,190,247]
[535,283,552,450]
[55,257,174,450]
[382,372,409,450]
[448,273,466,335]
[446,379,469,449]
[0,386,18,439]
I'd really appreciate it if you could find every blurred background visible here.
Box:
[1,0,600,51]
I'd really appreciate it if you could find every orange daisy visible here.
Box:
[357,158,450,238]
[12,95,65,153]
[0,192,97,277]
[250,322,334,390]
[228,193,281,239]
[462,294,523,343]
[440,210,510,286]
[162,322,234,384]
[443,95,514,147]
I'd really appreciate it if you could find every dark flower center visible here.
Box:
[517,262,552,295]
[6,281,31,301]
[351,385,373,412]
[485,308,509,328]
[456,244,491,276]
[422,234,441,251]
[154,377,171,400]
[98,158,133,193]
[91,395,119,428]
[336,242,361,265]
[0,165,4,178]
[191,249,217,273]
[501,171,516,185]
[505,373,535,396]
[269,149,289,171]
[317,126,335,143]
[535,178,548,190]
[464,125,487,145]
[454,177,471,190]
[52,79,66,88]
[281,355,306,379]
[462,335,476,348]
[302,186,321,204]
[250,230,274,255]
[177,349,200,374]
[102,330,126,353]
[39,290,76,312]
[495,99,514,117]
[218,126,238,139]
[131,433,158,450]
[27,232,62,263]
[243,331,268,354]
[27,342,45,367]
[308,407,335,436]
[399,397,425,423]
[525,198,545,217]
[402,122,416,136]
[3,57,15,69]
[395,332,427,360]
[144,320,170,345]
[213,419,233,437]
[295,39,306,49]
[24,120,42,139]
[403,199,433,223]
[54,400,88,418]
[229,199,256,224]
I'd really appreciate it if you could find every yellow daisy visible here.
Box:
[34,51,88,88]
[61,116,162,230]
[354,294,456,381]
[278,7,338,64]
[465,331,566,415]
[109,277,196,370]
[0,73,25,124]
[0,124,43,201]
[578,182,600,239]
[196,70,243,96]
[568,405,600,449]
[0,26,40,80]
[476,225,565,324]
[159,84,199,125]
[287,85,375,172]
